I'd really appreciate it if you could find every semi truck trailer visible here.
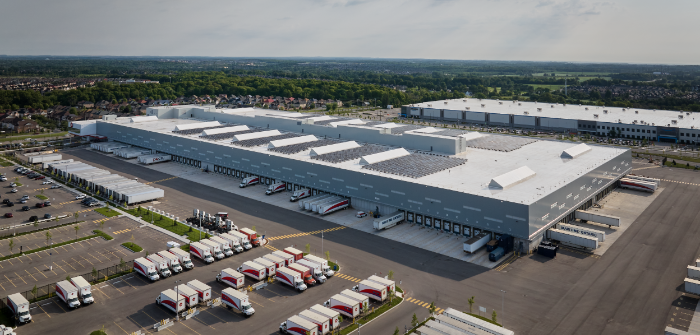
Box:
[134,257,160,281]
[56,280,81,309]
[189,242,215,263]
[217,267,246,289]
[70,276,94,305]
[557,223,606,242]
[7,293,31,325]
[156,289,186,314]
[280,315,319,335]
[169,248,194,270]
[318,198,350,215]
[619,177,657,192]
[547,228,599,250]
[373,211,405,230]
[221,288,255,316]
[276,267,307,292]
[158,251,183,273]
[238,261,267,281]
[463,232,490,254]
[303,254,335,277]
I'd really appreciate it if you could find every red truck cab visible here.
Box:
[288,263,316,286]
[239,228,260,247]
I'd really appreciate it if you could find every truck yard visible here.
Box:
[0,147,681,334]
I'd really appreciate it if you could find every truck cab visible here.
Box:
[0,325,16,335]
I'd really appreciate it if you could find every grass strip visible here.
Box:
[94,207,121,217]
[0,161,12,167]
[665,161,700,170]
[0,132,68,143]
[14,182,22,187]
[0,234,97,262]
[92,230,113,241]
[340,297,404,335]
[0,221,84,240]
[122,242,143,252]
[633,150,700,164]
[35,194,48,200]
[465,312,502,327]
[126,207,210,242]
[405,316,434,334]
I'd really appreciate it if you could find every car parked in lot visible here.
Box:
[10,183,17,187]
[22,206,29,211]
[42,180,53,184]
[0,177,6,181]
[6,202,13,207]
[35,176,45,180]
[43,213,52,219]
[44,201,51,206]
[4,213,12,218]
[29,215,38,222]
[2,199,10,205]
[35,203,44,208]
[75,194,86,200]
[50,185,61,189]
[10,189,17,193]
[19,199,27,204]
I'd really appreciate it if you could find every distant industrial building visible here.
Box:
[403,98,700,144]
[70,105,631,252]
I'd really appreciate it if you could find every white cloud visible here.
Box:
[0,0,696,64]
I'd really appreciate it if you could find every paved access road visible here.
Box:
[47,149,700,334]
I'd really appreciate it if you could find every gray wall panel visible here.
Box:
[514,115,536,126]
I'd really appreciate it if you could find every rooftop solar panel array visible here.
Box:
[232,133,301,147]
[463,136,538,152]
[172,124,229,135]
[311,144,391,164]
[269,138,345,155]
[200,128,262,141]
[390,125,425,135]
[362,154,467,178]
[432,129,470,137]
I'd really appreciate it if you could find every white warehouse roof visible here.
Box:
[201,125,249,136]
[268,135,317,148]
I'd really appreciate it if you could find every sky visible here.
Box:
[1,0,698,64]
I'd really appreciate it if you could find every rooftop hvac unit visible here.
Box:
[465,107,470,110]
[594,114,599,118]
[463,99,467,102]
[672,120,678,124]
[635,111,639,114]
[679,115,684,119]
[603,110,608,114]
[428,104,432,107]
[622,108,626,111]
[444,101,448,104]
[518,103,521,106]
[585,107,589,110]
[499,102,503,105]
[551,105,554,108]
[524,111,529,115]
[481,104,485,108]
[537,108,542,111]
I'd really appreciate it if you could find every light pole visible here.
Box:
[321,230,324,255]
[175,280,182,321]
[357,322,362,335]
[49,239,53,271]
[500,290,506,328]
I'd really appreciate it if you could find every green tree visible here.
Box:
[66,275,71,281]
[468,296,475,314]
[31,285,38,300]
[393,326,400,335]
[251,226,256,232]
[305,243,311,254]
[45,230,52,246]
[325,250,330,261]
[492,310,498,323]
[387,270,394,280]
[92,267,98,281]
[8,238,15,255]
[119,258,126,272]
[33,219,39,228]
[74,225,81,240]
[429,302,437,315]
[74,211,79,223]
[411,313,419,328]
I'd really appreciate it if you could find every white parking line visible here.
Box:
[41,302,52,306]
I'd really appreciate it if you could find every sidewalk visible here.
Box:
[109,206,191,244]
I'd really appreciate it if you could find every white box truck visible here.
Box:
[263,253,285,269]
[209,236,234,257]
[280,315,319,335]
[200,239,225,260]
[367,275,395,293]
[309,304,340,330]
[7,293,32,325]
[266,182,286,195]
[353,280,387,302]
[219,233,244,253]
[187,279,212,302]
[339,289,369,310]
[239,176,259,188]
[290,188,311,202]
[221,288,255,317]
[296,259,327,283]
[169,248,194,270]
[228,230,252,250]
[134,257,160,281]
[463,232,490,254]
[253,257,276,277]
[299,310,330,335]
[0,324,16,335]
[175,284,198,307]
[323,294,360,318]
[272,250,295,266]
[189,242,214,264]
[304,254,335,277]
[216,267,245,289]
[70,276,94,305]
[238,261,267,281]
[56,280,81,309]
[373,211,405,230]
[156,289,186,314]
[158,251,183,273]
[147,254,172,278]
[276,267,307,292]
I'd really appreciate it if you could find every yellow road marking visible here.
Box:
[24,269,38,282]
[14,272,27,284]
[112,321,130,334]
[34,266,48,278]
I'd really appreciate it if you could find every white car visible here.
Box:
[50,185,61,189]
[356,211,367,218]
[10,189,17,193]
[9,183,17,187]
[42,180,53,184]
[0,177,6,181]
[75,194,86,200]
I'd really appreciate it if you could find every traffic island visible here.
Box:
[122,242,143,252]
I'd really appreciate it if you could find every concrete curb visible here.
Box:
[344,296,405,335]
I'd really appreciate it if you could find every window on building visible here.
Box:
[681,133,685,136]
[693,134,697,137]
[653,130,657,134]
[626,128,630,131]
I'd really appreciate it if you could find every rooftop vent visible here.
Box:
[481,104,486,108]
[594,114,599,118]
[489,166,536,190]
[537,108,542,111]
[635,111,639,114]
[551,105,555,108]
[603,110,609,114]
[672,120,678,124]
[444,101,448,104]
[679,115,684,119]
[622,108,626,111]
[465,107,470,111]
[463,99,467,102]
[518,103,521,106]
[524,111,529,115]
[561,143,592,159]
[499,102,503,105]
[585,107,589,110]
[427,104,432,107]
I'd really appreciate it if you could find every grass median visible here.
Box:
[122,242,143,252]
[36,194,48,200]
[0,233,97,262]
[92,230,113,241]
[126,207,210,242]
[95,207,121,217]
[0,221,84,240]
[340,296,404,335]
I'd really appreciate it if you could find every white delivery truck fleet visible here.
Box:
[189,242,215,264]
[309,304,341,330]
[253,257,276,277]
[219,233,244,253]
[373,211,405,230]
[266,182,286,195]
[367,275,396,293]
[324,294,360,318]
[216,267,245,289]
[280,315,319,335]
[200,239,225,260]
[276,267,307,292]
[238,261,267,281]
[290,188,311,202]
[299,309,331,335]
[169,248,194,270]
[272,250,295,266]
[296,259,327,283]
[134,257,160,281]
[221,288,255,317]
[147,254,172,278]
[187,279,212,303]
[8,293,32,325]
[304,254,335,278]
[353,280,387,302]
[175,284,198,307]
[209,236,234,257]
[70,276,94,305]
[158,251,183,273]
[56,280,81,309]
[156,289,186,313]
[228,231,253,250]
[339,289,369,311]
[262,253,285,269]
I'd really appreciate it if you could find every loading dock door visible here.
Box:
[463,226,471,237]
[416,214,423,225]
[443,221,451,232]
[452,223,460,234]
[425,217,432,228]
[434,218,441,230]
[407,212,414,223]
